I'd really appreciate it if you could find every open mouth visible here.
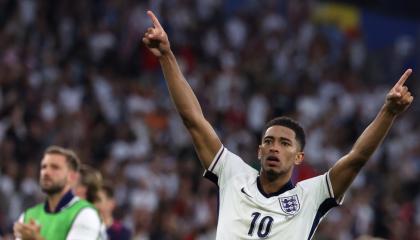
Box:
[266,156,280,162]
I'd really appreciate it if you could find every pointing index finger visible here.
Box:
[395,68,412,88]
[147,10,162,30]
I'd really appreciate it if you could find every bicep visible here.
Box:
[66,208,101,240]
[330,153,365,198]
[187,118,222,169]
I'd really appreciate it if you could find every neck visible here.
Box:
[102,214,114,227]
[259,170,292,194]
[47,186,70,212]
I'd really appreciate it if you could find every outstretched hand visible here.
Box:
[385,69,414,115]
[142,10,170,57]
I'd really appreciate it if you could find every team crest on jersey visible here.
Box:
[279,195,300,215]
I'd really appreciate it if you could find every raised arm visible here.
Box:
[329,69,414,198]
[142,11,221,169]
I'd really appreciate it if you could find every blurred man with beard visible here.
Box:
[13,146,102,240]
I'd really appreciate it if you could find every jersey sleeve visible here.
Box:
[298,170,344,207]
[298,171,344,239]
[203,146,256,188]
[66,208,102,240]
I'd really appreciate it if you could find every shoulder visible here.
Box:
[295,171,341,205]
[74,207,101,224]
[71,198,101,225]
[67,197,97,215]
[23,203,45,221]
[217,146,257,173]
[25,203,44,212]
[72,198,95,208]
[296,172,328,189]
[204,146,258,186]
[67,206,102,239]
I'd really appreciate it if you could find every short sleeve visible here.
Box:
[66,208,101,240]
[203,146,257,188]
[298,171,344,239]
[298,171,344,207]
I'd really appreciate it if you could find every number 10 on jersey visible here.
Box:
[248,212,274,238]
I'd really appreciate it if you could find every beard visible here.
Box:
[265,169,282,182]
[40,178,66,195]
[261,161,292,182]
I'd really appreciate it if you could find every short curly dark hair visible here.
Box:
[262,117,306,151]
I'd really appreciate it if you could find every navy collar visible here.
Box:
[44,190,75,213]
[257,176,294,198]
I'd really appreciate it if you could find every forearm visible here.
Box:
[143,11,221,168]
[350,105,396,163]
[330,106,397,197]
[330,69,413,198]
[159,51,204,126]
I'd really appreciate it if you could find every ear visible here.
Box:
[74,185,87,199]
[257,145,262,161]
[294,152,304,165]
[68,170,79,186]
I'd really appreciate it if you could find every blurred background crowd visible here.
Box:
[0,0,419,239]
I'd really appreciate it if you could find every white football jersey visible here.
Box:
[203,146,342,240]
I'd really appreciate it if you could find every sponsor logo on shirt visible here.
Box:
[241,187,252,198]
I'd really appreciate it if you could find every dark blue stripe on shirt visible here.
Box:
[325,174,333,198]
[204,170,219,185]
[210,147,225,172]
[307,198,338,240]
[44,190,75,213]
[257,177,294,198]
[203,170,220,233]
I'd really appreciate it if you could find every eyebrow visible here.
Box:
[263,136,274,140]
[279,137,292,143]
[263,136,293,143]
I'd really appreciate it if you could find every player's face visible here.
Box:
[258,126,304,180]
[94,190,115,216]
[40,154,73,196]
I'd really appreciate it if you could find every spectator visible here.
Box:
[13,146,102,240]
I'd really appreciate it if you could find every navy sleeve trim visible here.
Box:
[325,174,333,199]
[307,198,339,240]
[210,147,225,172]
[203,170,219,186]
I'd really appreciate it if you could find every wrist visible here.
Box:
[158,50,175,62]
[381,105,399,118]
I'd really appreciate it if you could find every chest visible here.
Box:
[217,182,317,239]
